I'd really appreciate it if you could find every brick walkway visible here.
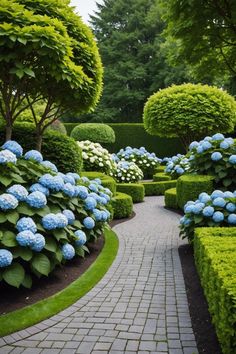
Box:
[0,197,198,354]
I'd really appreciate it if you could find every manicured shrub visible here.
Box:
[154,165,165,173]
[180,190,236,242]
[111,161,143,183]
[80,172,117,195]
[143,83,236,149]
[176,175,214,210]
[164,188,178,209]
[142,180,177,196]
[116,183,144,203]
[194,228,236,354]
[0,141,112,288]
[188,133,236,190]
[153,172,171,182]
[164,154,190,179]
[71,123,115,144]
[114,146,161,178]
[77,140,115,174]
[46,120,67,135]
[111,192,133,219]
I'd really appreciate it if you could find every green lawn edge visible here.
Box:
[0,227,118,337]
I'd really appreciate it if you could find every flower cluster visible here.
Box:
[2,141,23,157]
[7,185,28,202]
[0,249,13,267]
[110,160,143,183]
[77,140,116,174]
[164,154,190,179]
[188,133,236,190]
[0,150,17,164]
[25,150,43,163]
[0,193,18,210]
[180,190,236,242]
[114,146,161,178]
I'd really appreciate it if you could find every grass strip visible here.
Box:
[0,227,118,337]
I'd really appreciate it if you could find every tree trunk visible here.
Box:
[5,124,12,141]
[35,130,43,152]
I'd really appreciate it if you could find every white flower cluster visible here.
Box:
[110,161,143,183]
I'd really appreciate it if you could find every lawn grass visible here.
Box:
[0,226,118,337]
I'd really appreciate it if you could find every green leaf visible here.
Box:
[24,67,35,77]
[15,69,24,79]
[75,247,85,257]
[0,175,13,186]
[73,220,82,228]
[13,247,33,261]
[45,238,57,252]
[53,229,67,241]
[36,205,50,217]
[31,254,50,276]
[3,263,25,288]
[0,213,7,223]
[194,215,203,224]
[2,231,17,247]
[55,249,63,262]
[17,204,35,216]
[18,38,27,45]
[6,210,19,224]
[223,178,232,187]
[22,273,32,288]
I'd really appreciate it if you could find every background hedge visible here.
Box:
[116,183,145,203]
[142,180,177,196]
[70,123,115,144]
[164,188,178,209]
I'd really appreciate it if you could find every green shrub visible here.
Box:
[164,188,178,209]
[0,123,83,173]
[143,83,236,150]
[176,175,214,210]
[81,172,117,195]
[116,183,144,203]
[46,120,67,135]
[111,192,133,219]
[153,172,171,182]
[142,180,177,196]
[194,228,236,354]
[154,165,165,173]
[71,123,115,144]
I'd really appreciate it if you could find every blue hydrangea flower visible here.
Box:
[0,249,13,267]
[7,184,28,201]
[66,172,81,181]
[184,204,195,214]
[75,186,89,199]
[224,191,234,198]
[226,203,236,213]
[89,183,99,193]
[39,174,64,192]
[100,210,108,221]
[196,146,203,154]
[0,150,17,164]
[212,133,224,141]
[93,208,102,221]
[201,141,212,151]
[183,217,191,226]
[189,141,199,150]
[63,183,75,198]
[103,188,112,196]
[25,150,43,163]
[203,136,212,142]
[56,213,68,228]
[229,155,236,165]
[62,243,75,260]
[64,174,76,185]
[0,193,18,210]
[198,192,211,204]
[29,183,49,196]
[31,233,45,252]
[84,197,97,211]
[26,191,47,209]
[99,197,108,205]
[81,176,89,183]
[227,214,236,224]
[16,230,36,247]
[225,137,234,146]
[212,211,224,223]
[2,140,23,157]
[192,203,205,215]
[83,217,95,229]
[211,190,225,199]
[93,178,102,185]
[212,197,226,208]
[74,230,87,246]
[100,192,110,202]
[42,213,59,230]
[220,141,230,149]
[62,210,75,225]
[202,206,214,217]
[41,160,58,173]
[16,217,37,233]
[211,152,222,161]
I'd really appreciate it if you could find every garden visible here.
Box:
[0,1,236,354]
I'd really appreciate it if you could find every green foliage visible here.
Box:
[142,180,177,196]
[80,172,117,195]
[45,120,67,135]
[194,228,236,354]
[116,183,144,203]
[143,83,236,149]
[111,192,133,219]
[176,175,214,210]
[164,188,178,209]
[154,165,165,173]
[153,172,171,182]
[71,123,115,144]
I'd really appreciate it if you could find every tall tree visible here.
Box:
[89,0,190,122]
[160,0,236,93]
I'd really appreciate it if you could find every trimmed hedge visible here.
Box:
[116,183,144,203]
[0,123,83,173]
[176,174,214,210]
[80,171,116,195]
[70,123,115,144]
[153,172,171,182]
[142,180,177,196]
[194,228,236,354]
[64,123,185,157]
[164,188,178,209]
[111,192,133,219]
[154,165,165,173]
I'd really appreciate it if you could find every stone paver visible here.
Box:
[0,197,198,354]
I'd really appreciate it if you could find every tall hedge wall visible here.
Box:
[65,123,185,157]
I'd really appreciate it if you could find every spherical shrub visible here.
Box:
[71,123,115,144]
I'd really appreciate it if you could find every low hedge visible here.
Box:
[153,172,171,182]
[154,165,165,173]
[111,192,133,219]
[80,172,116,195]
[70,123,115,144]
[176,174,214,210]
[194,228,236,354]
[116,183,144,203]
[164,188,178,209]
[142,180,177,196]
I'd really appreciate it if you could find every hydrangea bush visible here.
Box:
[180,190,236,242]
[164,154,190,179]
[110,161,143,183]
[114,146,161,178]
[77,140,115,174]
[0,141,112,288]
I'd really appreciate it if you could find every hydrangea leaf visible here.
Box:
[6,210,19,224]
[2,231,17,247]
[13,247,33,261]
[44,238,57,253]
[22,273,32,288]
[31,254,50,276]
[3,263,25,288]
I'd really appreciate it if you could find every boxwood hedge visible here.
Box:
[116,183,144,203]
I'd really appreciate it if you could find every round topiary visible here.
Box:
[143,83,236,150]
[46,120,67,135]
[111,192,133,219]
[71,123,116,144]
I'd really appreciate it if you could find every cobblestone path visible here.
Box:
[0,196,198,354]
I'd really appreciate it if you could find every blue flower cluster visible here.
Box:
[180,189,236,241]
[41,160,58,173]
[74,230,86,246]
[26,191,47,209]
[2,140,23,157]
[42,213,68,230]
[0,193,18,210]
[0,149,17,164]
[61,243,75,260]
[0,249,13,267]
[25,150,43,163]
[164,154,190,177]
[15,217,45,251]
[7,184,28,201]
